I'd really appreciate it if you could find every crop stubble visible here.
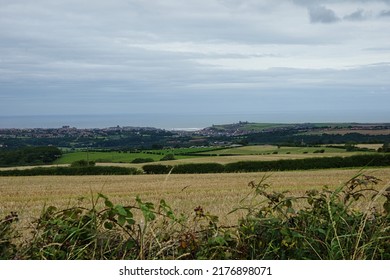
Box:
[1,168,389,228]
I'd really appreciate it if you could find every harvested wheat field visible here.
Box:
[1,168,390,228]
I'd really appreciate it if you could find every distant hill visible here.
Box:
[199,122,390,136]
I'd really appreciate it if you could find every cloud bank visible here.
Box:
[0,0,389,123]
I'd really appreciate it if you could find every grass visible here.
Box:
[53,145,373,168]
[54,147,223,165]
[55,151,187,164]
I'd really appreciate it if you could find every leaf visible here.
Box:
[126,218,135,225]
[124,239,135,250]
[285,199,292,208]
[159,199,175,219]
[384,200,390,215]
[118,215,126,226]
[104,221,113,230]
[46,206,57,213]
[146,212,156,221]
[104,199,114,208]
[97,193,108,200]
[287,207,295,214]
[114,205,127,216]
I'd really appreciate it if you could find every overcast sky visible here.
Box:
[1,0,390,124]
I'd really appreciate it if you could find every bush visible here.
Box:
[224,154,390,173]
[131,158,154,164]
[70,160,96,167]
[17,194,196,260]
[0,166,140,176]
[233,174,390,259]
[142,164,173,174]
[172,163,225,174]
[160,154,175,161]
[0,212,19,259]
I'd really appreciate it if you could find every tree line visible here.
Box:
[0,146,62,167]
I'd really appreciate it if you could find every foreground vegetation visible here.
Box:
[1,173,389,259]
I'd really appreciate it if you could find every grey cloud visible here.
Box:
[293,0,390,5]
[343,9,368,21]
[308,5,340,23]
[1,0,390,119]
[379,10,390,17]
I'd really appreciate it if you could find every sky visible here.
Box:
[1,0,390,125]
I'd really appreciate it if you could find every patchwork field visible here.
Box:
[1,167,389,229]
[50,144,376,170]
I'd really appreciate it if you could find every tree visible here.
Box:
[378,143,389,153]
[160,154,175,161]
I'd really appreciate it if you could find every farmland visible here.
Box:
[53,147,217,165]
[1,122,390,260]
[2,153,390,260]
[1,167,389,228]
[50,144,376,168]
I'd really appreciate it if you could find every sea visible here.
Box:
[0,113,277,131]
[1,111,388,130]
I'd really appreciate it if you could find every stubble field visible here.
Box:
[1,167,390,229]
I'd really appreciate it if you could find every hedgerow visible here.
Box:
[142,154,390,174]
[0,166,140,176]
[1,173,389,259]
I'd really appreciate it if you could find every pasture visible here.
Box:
[54,147,217,165]
[53,145,373,168]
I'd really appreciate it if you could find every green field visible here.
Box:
[55,147,218,164]
[55,145,370,166]
[55,151,170,164]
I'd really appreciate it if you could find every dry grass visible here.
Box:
[1,168,390,230]
[356,144,383,150]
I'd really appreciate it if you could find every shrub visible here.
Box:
[0,166,140,176]
[233,174,390,259]
[70,160,96,167]
[18,194,193,260]
[142,164,173,174]
[0,212,19,259]
[224,154,390,173]
[160,154,175,161]
[131,158,154,164]
[172,163,225,174]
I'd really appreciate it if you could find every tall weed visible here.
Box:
[234,174,390,259]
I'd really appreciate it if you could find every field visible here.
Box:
[198,145,346,155]
[306,129,390,136]
[54,147,218,165]
[53,145,374,168]
[1,167,389,228]
[54,151,181,164]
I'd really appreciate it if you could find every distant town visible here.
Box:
[1,122,390,149]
